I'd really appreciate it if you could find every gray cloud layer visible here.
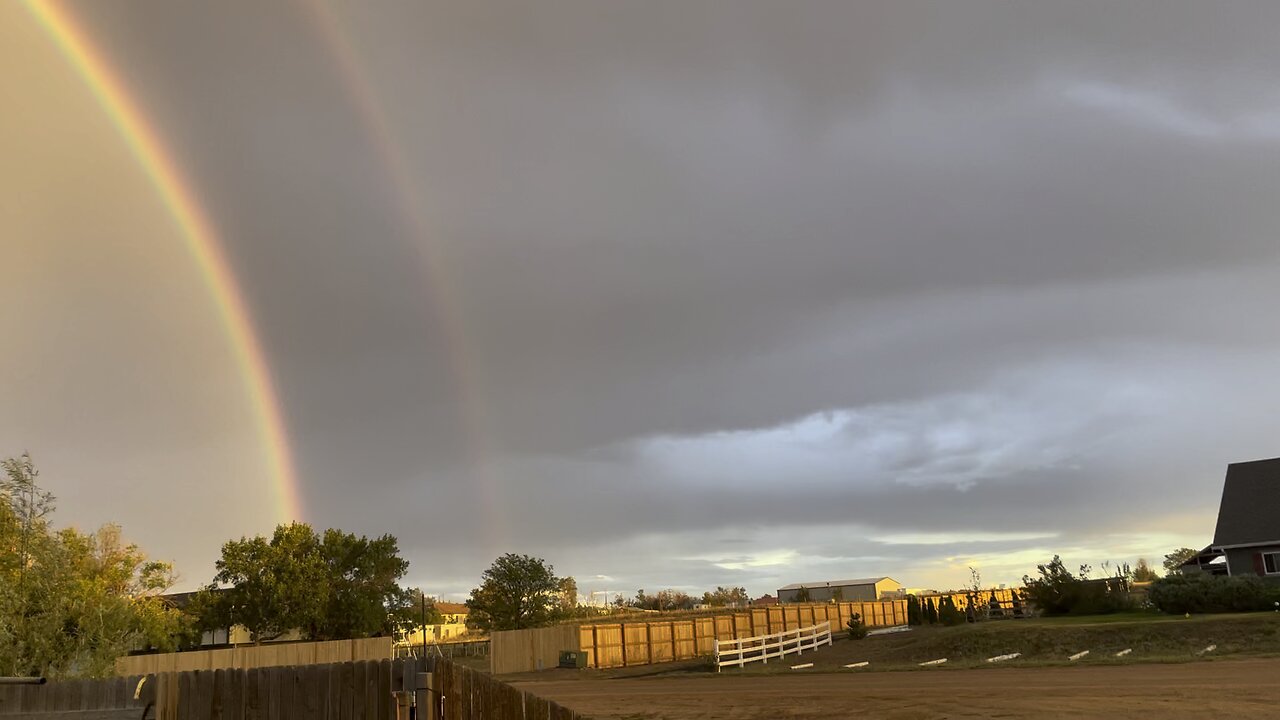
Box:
[6,1,1280,597]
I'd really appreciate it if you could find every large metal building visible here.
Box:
[776,576,902,603]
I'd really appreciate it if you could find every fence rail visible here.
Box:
[714,622,831,671]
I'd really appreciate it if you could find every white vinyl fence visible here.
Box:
[714,622,832,671]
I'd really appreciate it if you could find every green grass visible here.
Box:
[714,612,1280,674]
[536,612,1280,679]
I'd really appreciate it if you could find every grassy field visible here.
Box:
[710,611,1280,673]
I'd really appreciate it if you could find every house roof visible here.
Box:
[1212,457,1280,548]
[435,602,469,615]
[778,577,895,591]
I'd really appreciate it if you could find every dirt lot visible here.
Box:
[517,658,1280,719]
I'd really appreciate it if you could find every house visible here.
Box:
[1198,457,1280,579]
[751,594,779,607]
[401,601,473,646]
[777,577,902,603]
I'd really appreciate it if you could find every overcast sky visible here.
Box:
[5,1,1280,600]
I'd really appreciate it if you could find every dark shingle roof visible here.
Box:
[1212,457,1280,547]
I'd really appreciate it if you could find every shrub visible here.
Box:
[938,596,966,626]
[906,595,923,626]
[1148,574,1280,614]
[1022,555,1133,616]
[846,612,867,640]
[924,597,939,624]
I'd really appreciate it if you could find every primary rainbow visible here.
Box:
[25,1,304,523]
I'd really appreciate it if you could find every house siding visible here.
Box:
[778,584,878,603]
[1224,545,1280,581]
[780,580,904,603]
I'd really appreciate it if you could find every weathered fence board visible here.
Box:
[4,657,578,719]
[117,638,394,677]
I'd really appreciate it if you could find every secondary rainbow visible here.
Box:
[299,1,506,545]
[25,1,304,522]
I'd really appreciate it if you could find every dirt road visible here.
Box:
[517,658,1280,719]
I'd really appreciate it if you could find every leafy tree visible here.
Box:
[700,586,749,607]
[201,523,410,642]
[631,588,693,611]
[558,577,579,611]
[793,586,812,603]
[388,589,443,642]
[1163,548,1199,575]
[314,528,411,640]
[924,597,938,624]
[205,524,326,642]
[465,554,563,632]
[1131,558,1159,582]
[1,455,188,678]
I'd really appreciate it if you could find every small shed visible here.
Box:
[777,577,902,603]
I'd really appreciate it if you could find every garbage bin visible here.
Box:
[558,650,588,668]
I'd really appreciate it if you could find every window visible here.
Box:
[1264,552,1280,575]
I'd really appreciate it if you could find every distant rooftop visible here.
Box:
[778,577,894,591]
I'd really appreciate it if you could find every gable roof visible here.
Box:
[1212,457,1280,547]
[778,577,894,591]
[435,602,469,615]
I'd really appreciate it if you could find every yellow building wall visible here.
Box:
[402,623,471,645]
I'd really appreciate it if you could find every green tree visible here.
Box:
[205,524,326,642]
[389,589,444,642]
[558,576,579,611]
[314,528,411,640]
[465,554,563,632]
[1163,548,1198,575]
[793,586,812,603]
[938,595,966,626]
[701,586,749,607]
[1131,558,1159,582]
[906,595,923,625]
[201,523,410,642]
[1,456,189,677]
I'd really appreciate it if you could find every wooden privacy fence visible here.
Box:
[915,588,1026,618]
[2,657,583,720]
[714,622,831,671]
[432,656,583,720]
[0,675,153,719]
[492,600,906,673]
[115,637,393,676]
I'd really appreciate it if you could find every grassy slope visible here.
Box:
[719,612,1280,673]
[492,613,1280,680]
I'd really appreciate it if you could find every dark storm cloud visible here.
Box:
[10,0,1280,594]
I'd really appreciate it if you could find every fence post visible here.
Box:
[645,624,653,665]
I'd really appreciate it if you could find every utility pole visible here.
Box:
[420,591,428,659]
